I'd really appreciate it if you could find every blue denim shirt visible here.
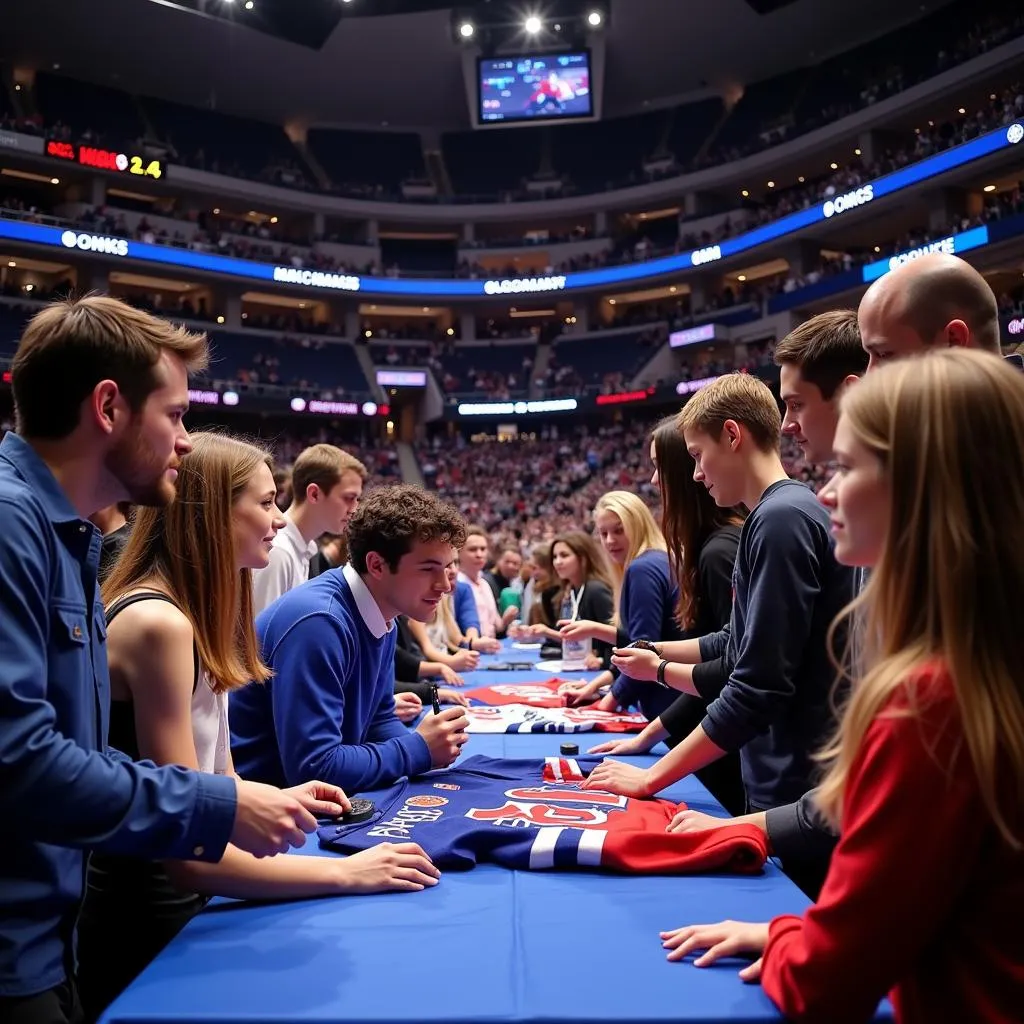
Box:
[0,433,238,998]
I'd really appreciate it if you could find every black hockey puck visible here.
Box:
[560,742,579,756]
[339,798,375,824]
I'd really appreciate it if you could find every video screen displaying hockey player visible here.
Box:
[479,53,592,123]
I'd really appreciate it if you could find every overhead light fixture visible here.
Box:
[741,189,749,197]
[50,177,60,185]
[767,180,775,188]
[7,260,15,268]
[587,10,603,27]
[244,0,254,9]
[669,286,677,293]
[608,298,616,305]
[524,15,542,34]
[213,207,220,214]
[216,315,225,324]
[446,327,454,336]
[269,215,278,224]
[798,175,805,183]
[829,162,838,170]
[459,21,475,37]
[983,184,997,192]
[874,246,881,253]
[737,275,747,282]
[957,107,966,115]
[854,147,862,156]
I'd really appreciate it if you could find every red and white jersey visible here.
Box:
[318,755,768,875]
[465,704,647,734]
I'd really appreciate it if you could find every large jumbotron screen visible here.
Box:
[477,52,593,125]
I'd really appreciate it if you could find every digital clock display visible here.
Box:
[45,138,165,180]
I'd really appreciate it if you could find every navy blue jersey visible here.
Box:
[319,755,767,874]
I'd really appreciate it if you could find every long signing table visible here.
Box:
[100,642,892,1024]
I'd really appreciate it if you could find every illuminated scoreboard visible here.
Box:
[45,138,165,180]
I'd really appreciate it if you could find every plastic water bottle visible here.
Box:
[560,591,591,668]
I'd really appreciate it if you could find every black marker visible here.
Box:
[430,683,442,715]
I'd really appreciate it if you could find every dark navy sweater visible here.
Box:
[698,480,856,810]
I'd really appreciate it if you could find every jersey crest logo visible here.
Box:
[465,801,614,829]
[432,783,461,791]
[466,784,629,829]
[407,795,449,808]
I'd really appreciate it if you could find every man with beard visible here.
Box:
[0,296,332,1024]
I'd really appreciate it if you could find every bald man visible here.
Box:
[858,252,1006,370]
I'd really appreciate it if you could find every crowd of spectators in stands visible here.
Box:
[414,413,827,548]
[416,419,658,546]
[692,4,1024,172]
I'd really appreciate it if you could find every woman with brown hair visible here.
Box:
[77,433,438,1021]
[537,530,616,667]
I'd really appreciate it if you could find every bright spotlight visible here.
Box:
[459,20,475,37]
[587,10,603,26]
[243,0,253,8]
[524,15,542,34]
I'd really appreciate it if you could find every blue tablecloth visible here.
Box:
[100,646,892,1024]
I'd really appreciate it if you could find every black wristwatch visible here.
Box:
[657,659,670,688]
[627,638,663,658]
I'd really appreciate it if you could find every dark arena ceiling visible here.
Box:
[0,0,955,130]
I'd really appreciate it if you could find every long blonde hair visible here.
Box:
[103,432,274,693]
[594,491,667,625]
[428,591,463,648]
[816,350,1024,848]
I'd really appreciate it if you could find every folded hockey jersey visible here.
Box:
[465,704,647,733]
[318,755,768,875]
[465,679,573,708]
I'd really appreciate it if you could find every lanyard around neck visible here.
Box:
[567,583,586,621]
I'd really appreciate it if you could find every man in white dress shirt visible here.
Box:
[253,444,366,614]
[457,525,518,639]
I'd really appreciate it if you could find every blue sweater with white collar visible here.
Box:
[230,568,432,792]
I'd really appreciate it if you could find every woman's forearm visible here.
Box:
[167,846,346,901]
[658,638,704,664]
